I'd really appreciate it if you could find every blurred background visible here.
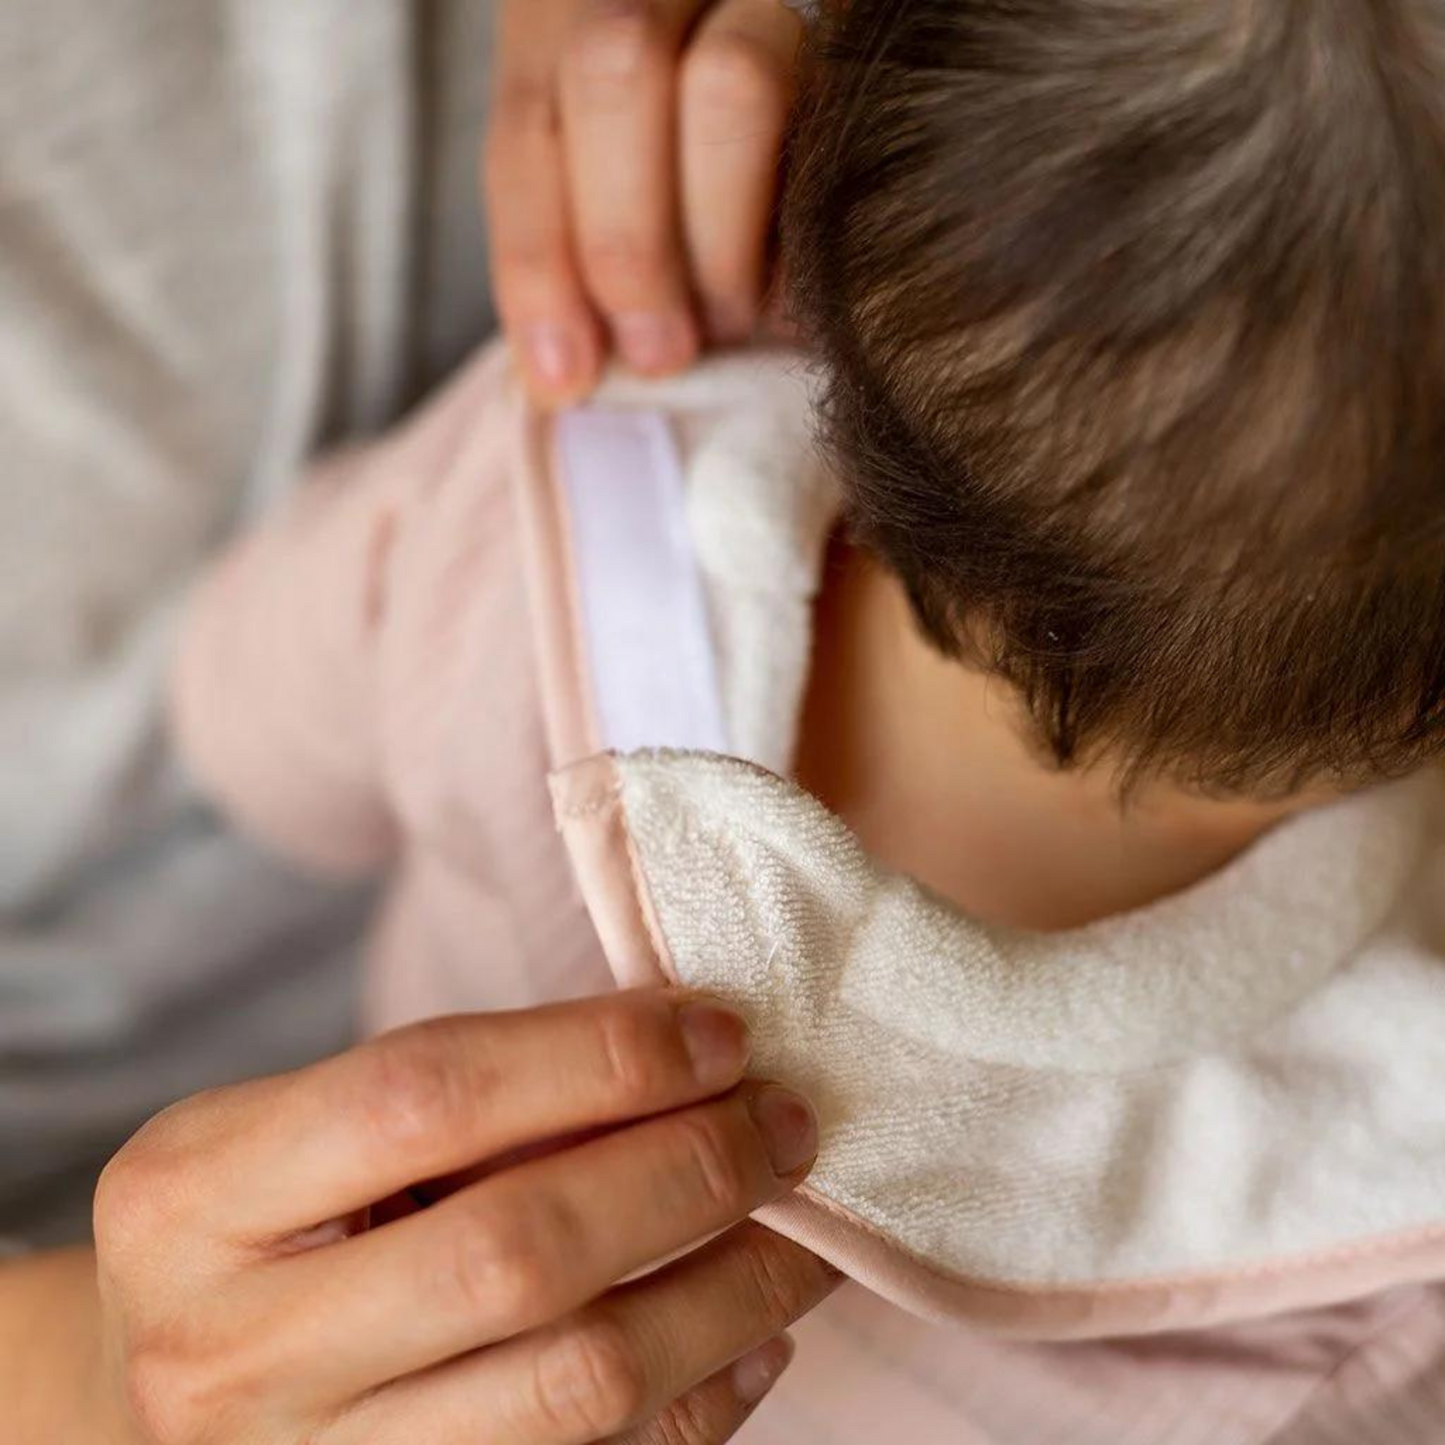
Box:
[0,0,498,1244]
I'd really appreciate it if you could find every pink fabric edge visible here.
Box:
[513,401,603,770]
[549,757,1445,1340]
[549,757,665,989]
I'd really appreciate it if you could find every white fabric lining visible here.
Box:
[581,351,835,777]
[615,750,1445,1285]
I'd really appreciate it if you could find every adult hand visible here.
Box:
[485,0,804,404]
[89,989,830,1443]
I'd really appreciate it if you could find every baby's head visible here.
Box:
[783,0,1445,798]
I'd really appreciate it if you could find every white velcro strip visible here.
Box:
[555,408,728,755]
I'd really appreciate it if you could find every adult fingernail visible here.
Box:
[749,1085,818,1177]
[733,1336,795,1406]
[524,322,582,393]
[678,1000,751,1090]
[613,312,693,374]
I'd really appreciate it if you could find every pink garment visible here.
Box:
[172,342,1445,1443]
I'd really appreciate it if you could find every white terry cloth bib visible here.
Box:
[514,350,1445,1339]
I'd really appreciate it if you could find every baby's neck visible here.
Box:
[794,539,1305,931]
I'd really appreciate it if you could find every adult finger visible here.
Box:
[244,1082,817,1402]
[679,0,802,343]
[560,0,709,375]
[486,0,604,403]
[341,1223,839,1443]
[611,1335,795,1445]
[124,990,752,1242]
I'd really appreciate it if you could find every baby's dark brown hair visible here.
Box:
[783,0,1445,794]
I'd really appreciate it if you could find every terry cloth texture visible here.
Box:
[610,751,1445,1287]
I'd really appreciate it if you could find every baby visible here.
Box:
[783,0,1445,925]
[173,1,1445,1440]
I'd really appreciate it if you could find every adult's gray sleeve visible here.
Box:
[0,0,494,1244]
